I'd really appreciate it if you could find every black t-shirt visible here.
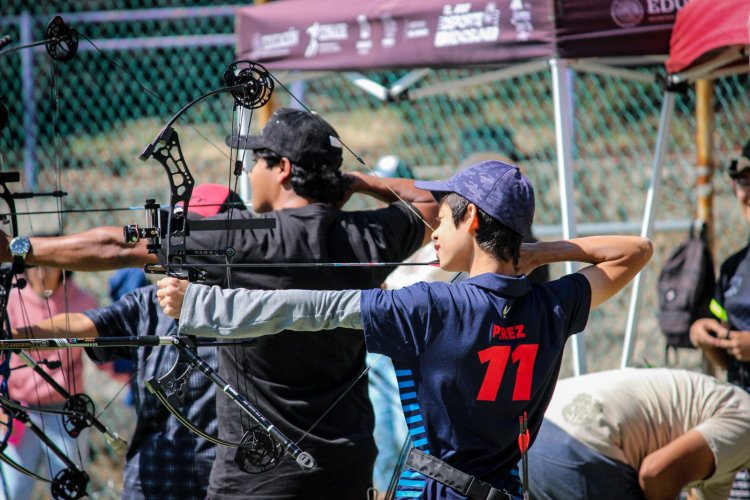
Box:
[160,202,424,499]
[714,245,750,390]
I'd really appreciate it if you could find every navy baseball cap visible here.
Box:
[226,108,343,168]
[415,160,535,236]
[728,139,750,179]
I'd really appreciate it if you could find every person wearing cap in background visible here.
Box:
[11,184,240,500]
[691,139,750,391]
[690,138,750,498]
[1,108,437,499]
[157,160,653,500]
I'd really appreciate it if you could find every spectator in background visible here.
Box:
[690,140,750,388]
[105,269,151,405]
[690,139,750,497]
[108,268,150,302]
[11,183,239,500]
[527,368,750,500]
[1,264,98,500]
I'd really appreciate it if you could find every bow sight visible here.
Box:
[129,61,277,282]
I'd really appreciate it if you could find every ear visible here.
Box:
[465,203,479,234]
[277,157,293,183]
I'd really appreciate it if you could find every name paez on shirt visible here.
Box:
[492,323,526,341]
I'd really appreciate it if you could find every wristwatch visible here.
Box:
[9,236,31,265]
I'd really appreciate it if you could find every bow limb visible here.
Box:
[144,336,315,473]
[0,396,89,499]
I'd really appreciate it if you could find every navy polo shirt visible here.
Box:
[361,272,591,499]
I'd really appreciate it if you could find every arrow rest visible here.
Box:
[224,61,274,110]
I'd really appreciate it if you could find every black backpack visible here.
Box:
[657,225,715,354]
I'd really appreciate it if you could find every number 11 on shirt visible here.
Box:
[477,344,539,401]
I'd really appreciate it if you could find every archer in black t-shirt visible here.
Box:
[187,109,436,499]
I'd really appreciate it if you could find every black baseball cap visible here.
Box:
[226,108,343,168]
[728,139,750,179]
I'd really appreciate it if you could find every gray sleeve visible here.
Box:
[178,284,363,338]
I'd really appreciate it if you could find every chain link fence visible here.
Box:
[0,0,749,496]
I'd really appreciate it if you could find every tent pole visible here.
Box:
[696,79,716,376]
[696,79,715,256]
[551,58,586,375]
[621,91,676,368]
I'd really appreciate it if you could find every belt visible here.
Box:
[405,448,512,500]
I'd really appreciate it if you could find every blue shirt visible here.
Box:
[83,285,217,500]
[360,272,591,499]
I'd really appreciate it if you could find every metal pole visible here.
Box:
[550,58,586,375]
[20,11,36,190]
[621,91,676,368]
[695,80,715,255]
[696,79,716,376]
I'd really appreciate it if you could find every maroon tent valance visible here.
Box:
[236,0,681,71]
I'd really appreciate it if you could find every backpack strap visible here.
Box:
[405,448,512,500]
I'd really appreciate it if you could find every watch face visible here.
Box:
[10,237,30,257]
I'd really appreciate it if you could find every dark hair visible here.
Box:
[256,149,351,203]
[442,193,522,265]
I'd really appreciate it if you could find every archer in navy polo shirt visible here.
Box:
[361,272,590,498]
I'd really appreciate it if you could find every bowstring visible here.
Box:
[76,31,230,162]
[227,102,258,444]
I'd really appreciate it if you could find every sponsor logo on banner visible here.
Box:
[610,0,646,27]
[406,19,430,39]
[645,0,689,15]
[434,2,501,48]
[380,13,398,47]
[644,0,689,22]
[304,22,349,58]
[252,28,301,57]
[356,15,373,55]
[509,0,533,41]
[611,0,687,27]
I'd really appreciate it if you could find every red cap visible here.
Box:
[180,183,232,217]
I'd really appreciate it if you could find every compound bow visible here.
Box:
[0,17,129,499]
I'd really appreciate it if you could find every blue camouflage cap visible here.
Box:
[415,160,534,236]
